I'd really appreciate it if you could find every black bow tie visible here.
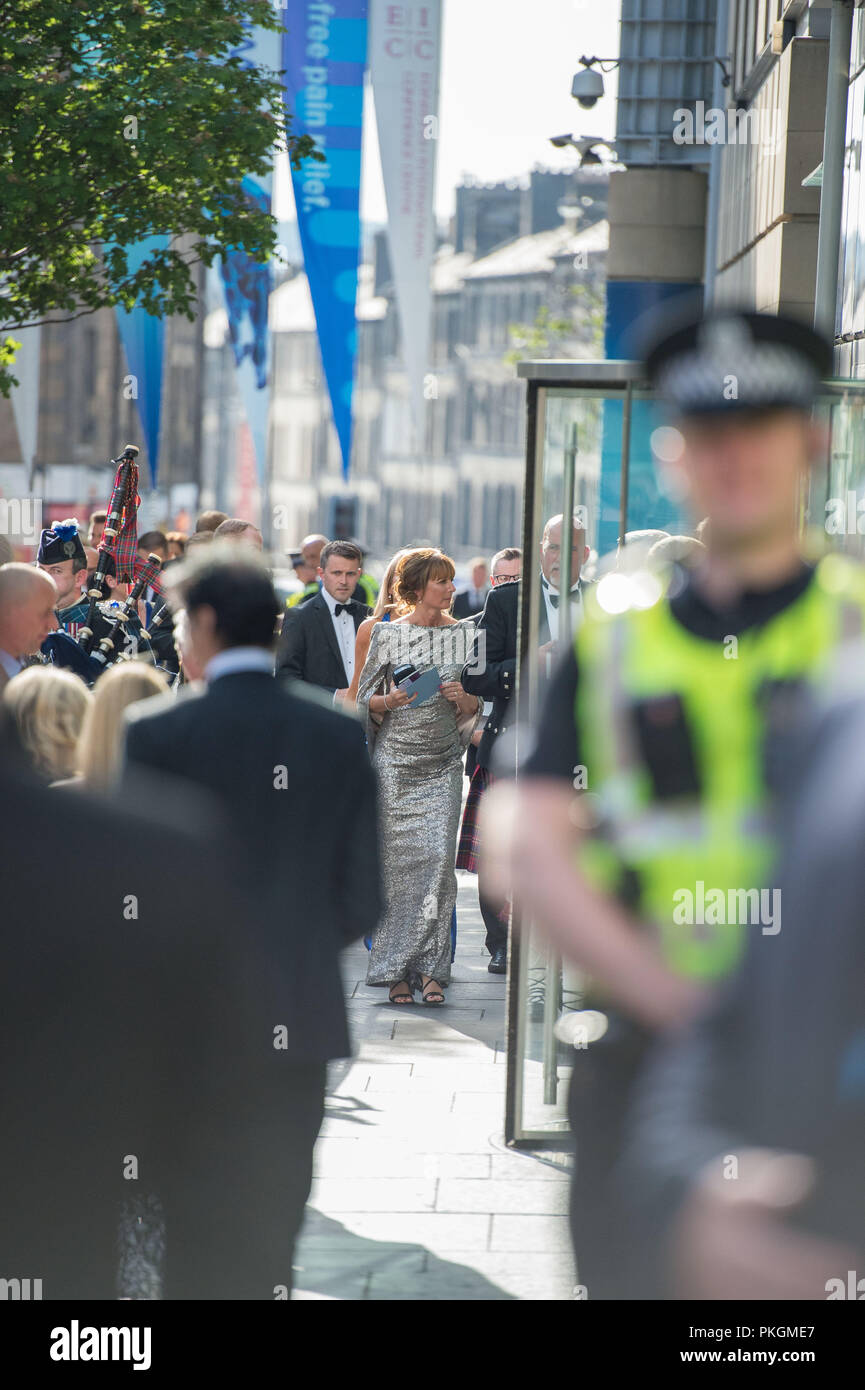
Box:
[547,587,580,610]
[334,602,354,617]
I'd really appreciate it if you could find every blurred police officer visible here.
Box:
[482,306,865,1297]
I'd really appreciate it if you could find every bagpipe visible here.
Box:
[85,551,163,670]
[41,445,178,686]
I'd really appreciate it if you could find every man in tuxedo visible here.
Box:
[276,539,371,701]
[461,569,520,972]
[0,736,302,1299]
[538,513,590,670]
[123,549,381,1293]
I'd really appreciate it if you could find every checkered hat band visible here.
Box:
[657,342,819,412]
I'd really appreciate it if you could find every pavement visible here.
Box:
[293,873,577,1300]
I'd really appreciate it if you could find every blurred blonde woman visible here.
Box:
[3,665,91,783]
[344,548,421,704]
[78,662,169,791]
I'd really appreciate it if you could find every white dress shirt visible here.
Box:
[321,586,356,687]
[541,574,582,642]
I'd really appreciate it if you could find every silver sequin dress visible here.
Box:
[357,620,480,988]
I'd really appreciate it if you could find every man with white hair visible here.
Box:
[0,564,58,691]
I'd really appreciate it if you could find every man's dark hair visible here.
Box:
[88,509,107,525]
[195,510,228,534]
[320,540,362,570]
[174,553,279,650]
[138,530,169,556]
[491,546,522,570]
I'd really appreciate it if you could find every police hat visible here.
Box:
[640,306,833,417]
[37,519,86,567]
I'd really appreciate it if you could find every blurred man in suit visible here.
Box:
[123,547,381,1291]
[0,733,301,1298]
[285,532,329,609]
[276,539,371,701]
[453,556,490,620]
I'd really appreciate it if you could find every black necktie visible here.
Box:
[549,593,558,609]
[334,602,353,617]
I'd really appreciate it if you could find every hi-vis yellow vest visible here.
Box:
[575,554,865,982]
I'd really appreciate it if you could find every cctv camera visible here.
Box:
[571,68,605,109]
[549,134,573,148]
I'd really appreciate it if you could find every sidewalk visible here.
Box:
[293,875,576,1300]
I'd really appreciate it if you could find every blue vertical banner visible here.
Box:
[282,1,368,480]
[218,19,280,492]
[115,235,170,487]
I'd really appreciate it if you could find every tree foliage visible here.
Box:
[504,285,605,366]
[0,0,318,392]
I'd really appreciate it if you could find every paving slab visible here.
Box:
[330,1211,492,1253]
[489,1214,573,1252]
[435,1178,570,1215]
[309,1177,438,1213]
[294,876,573,1300]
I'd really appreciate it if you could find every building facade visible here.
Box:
[266,170,608,563]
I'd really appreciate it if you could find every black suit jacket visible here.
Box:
[123,669,381,1062]
[453,587,489,622]
[276,591,371,693]
[462,580,518,774]
[0,754,306,1299]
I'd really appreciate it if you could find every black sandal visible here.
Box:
[388,981,414,1005]
[421,978,445,1006]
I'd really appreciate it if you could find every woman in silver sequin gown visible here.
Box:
[356,550,481,1005]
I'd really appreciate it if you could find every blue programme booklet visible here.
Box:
[396,665,441,706]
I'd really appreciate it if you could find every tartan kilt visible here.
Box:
[456,764,494,874]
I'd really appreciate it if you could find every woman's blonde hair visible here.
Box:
[373,547,423,619]
[78,661,169,791]
[3,665,91,782]
[393,548,455,614]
